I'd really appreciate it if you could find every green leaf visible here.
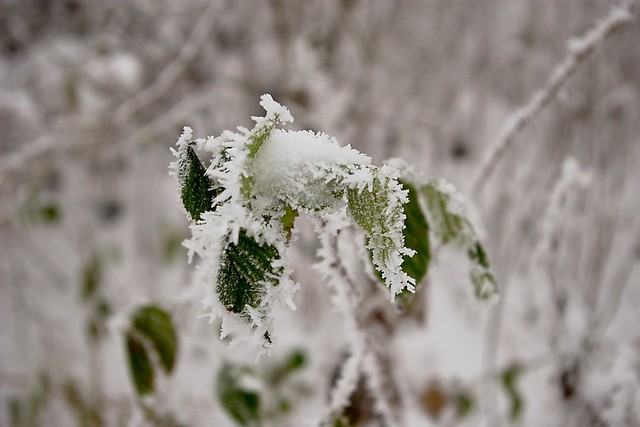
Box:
[217,365,261,426]
[347,175,405,284]
[421,182,470,246]
[268,349,307,386]
[455,391,474,419]
[501,364,524,421]
[39,203,61,224]
[179,145,217,221]
[368,180,431,308]
[126,332,154,396]
[280,206,298,241]
[468,241,498,299]
[421,181,498,300]
[247,115,280,160]
[131,306,178,373]
[217,231,281,314]
[396,180,430,306]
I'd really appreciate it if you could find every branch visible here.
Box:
[112,0,224,125]
[470,2,634,195]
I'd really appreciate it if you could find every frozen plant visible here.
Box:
[170,95,498,354]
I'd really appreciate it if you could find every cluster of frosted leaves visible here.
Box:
[170,95,414,351]
[387,160,499,302]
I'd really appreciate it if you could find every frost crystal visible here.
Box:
[171,95,415,351]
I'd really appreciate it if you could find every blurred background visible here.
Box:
[1,0,639,426]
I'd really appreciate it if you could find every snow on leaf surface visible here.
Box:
[171,94,417,350]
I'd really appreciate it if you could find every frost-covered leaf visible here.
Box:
[421,180,498,300]
[369,180,430,307]
[347,172,414,297]
[217,364,261,426]
[126,332,154,396]
[421,181,472,246]
[179,145,218,221]
[468,242,498,299]
[217,231,281,314]
[131,306,177,373]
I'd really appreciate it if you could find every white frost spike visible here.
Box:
[258,93,293,124]
[171,94,417,353]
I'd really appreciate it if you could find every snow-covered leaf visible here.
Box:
[421,180,498,300]
[179,145,218,221]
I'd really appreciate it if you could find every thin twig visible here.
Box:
[112,0,224,125]
[469,3,634,195]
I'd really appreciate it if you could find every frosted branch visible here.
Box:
[112,1,223,124]
[470,3,634,194]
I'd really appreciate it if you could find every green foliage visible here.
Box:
[131,306,178,373]
[455,391,475,419]
[217,231,281,314]
[399,181,431,283]
[37,203,61,224]
[347,175,404,280]
[179,145,217,221]
[501,364,524,422]
[126,332,154,396]
[125,305,178,396]
[217,365,262,426]
[421,181,498,300]
[217,350,308,426]
[421,182,471,246]
[469,242,498,299]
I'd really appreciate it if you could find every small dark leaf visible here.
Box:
[217,365,261,426]
[455,391,474,419]
[268,349,307,386]
[180,146,218,221]
[132,306,178,373]
[126,332,154,396]
[501,364,524,421]
[217,231,280,314]
[39,203,61,223]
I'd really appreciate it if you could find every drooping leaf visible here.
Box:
[421,182,471,246]
[131,306,178,373]
[421,181,498,300]
[217,365,261,426]
[347,174,409,295]
[126,332,154,396]
[217,231,281,314]
[179,145,217,221]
